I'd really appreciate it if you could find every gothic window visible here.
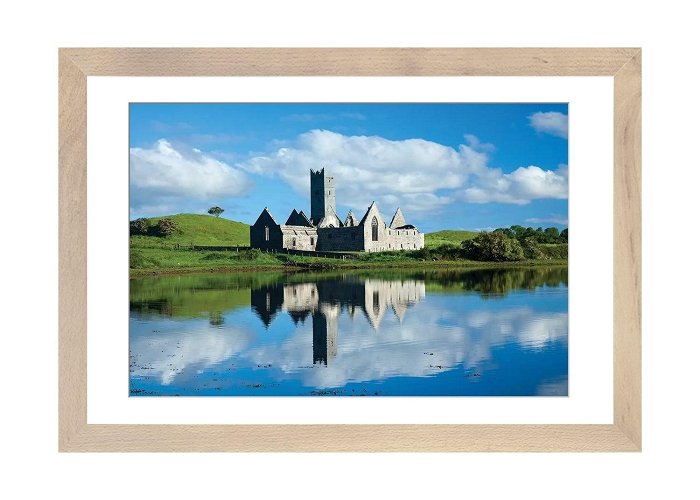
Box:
[371,216,378,241]
[292,238,296,247]
[311,237,315,245]
[372,291,380,315]
[264,226,269,241]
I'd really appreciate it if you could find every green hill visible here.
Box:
[425,230,479,248]
[130,213,250,248]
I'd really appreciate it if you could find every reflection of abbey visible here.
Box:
[250,277,425,366]
[250,168,425,252]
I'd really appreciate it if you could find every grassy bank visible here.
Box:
[130,245,566,276]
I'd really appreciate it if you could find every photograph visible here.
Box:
[128,102,569,397]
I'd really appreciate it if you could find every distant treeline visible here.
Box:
[493,225,568,244]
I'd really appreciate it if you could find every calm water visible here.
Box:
[129,267,568,396]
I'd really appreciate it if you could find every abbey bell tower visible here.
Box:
[310,168,336,225]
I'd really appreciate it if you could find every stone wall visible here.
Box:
[250,218,284,250]
[316,225,365,251]
[386,227,424,251]
[281,226,318,251]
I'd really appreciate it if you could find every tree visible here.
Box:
[521,237,544,259]
[559,228,568,243]
[544,227,560,243]
[129,218,150,235]
[208,206,224,217]
[461,231,525,262]
[155,218,178,237]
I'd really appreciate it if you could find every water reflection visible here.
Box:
[251,277,425,365]
[129,267,568,396]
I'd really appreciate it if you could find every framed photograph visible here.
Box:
[59,48,640,451]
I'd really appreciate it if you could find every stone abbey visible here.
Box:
[250,168,424,252]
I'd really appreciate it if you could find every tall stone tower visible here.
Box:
[310,168,336,225]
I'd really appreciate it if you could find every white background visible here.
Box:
[1,1,697,499]
[87,76,612,425]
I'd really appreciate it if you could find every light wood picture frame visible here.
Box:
[59,48,641,452]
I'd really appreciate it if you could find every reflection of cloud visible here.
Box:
[243,303,567,389]
[536,376,568,396]
[130,324,256,385]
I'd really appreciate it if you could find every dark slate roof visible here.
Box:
[285,209,314,227]
[253,207,279,226]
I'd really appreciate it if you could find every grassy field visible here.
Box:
[424,230,478,248]
[130,214,249,248]
[130,214,565,275]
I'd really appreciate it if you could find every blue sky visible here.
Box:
[129,103,568,233]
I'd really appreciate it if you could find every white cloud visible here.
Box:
[237,130,566,216]
[464,133,496,153]
[525,214,569,226]
[529,111,569,139]
[238,130,484,217]
[130,139,252,214]
[462,164,568,205]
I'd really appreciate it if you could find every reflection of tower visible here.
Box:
[312,304,339,366]
[310,168,336,225]
[250,284,285,328]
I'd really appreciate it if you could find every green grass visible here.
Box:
[424,230,478,248]
[130,213,250,248]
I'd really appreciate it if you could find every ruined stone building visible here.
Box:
[250,168,424,252]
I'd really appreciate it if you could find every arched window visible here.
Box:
[264,226,270,241]
[292,238,296,247]
[371,216,378,241]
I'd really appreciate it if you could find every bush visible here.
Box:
[129,218,150,236]
[539,244,568,259]
[460,231,525,262]
[240,248,262,260]
[154,218,178,237]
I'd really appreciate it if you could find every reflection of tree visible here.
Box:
[130,272,282,319]
[458,267,568,297]
[420,266,568,298]
[209,311,225,327]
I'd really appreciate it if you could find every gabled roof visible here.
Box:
[358,201,383,226]
[252,207,279,226]
[389,207,406,229]
[285,208,313,227]
[344,210,359,227]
